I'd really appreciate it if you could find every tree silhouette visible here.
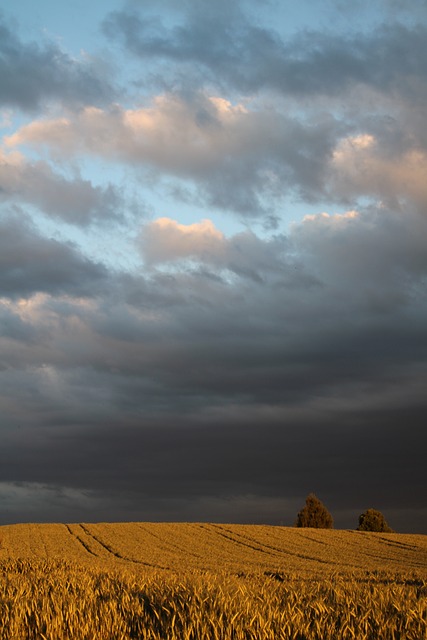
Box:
[295,493,333,529]
[357,509,394,532]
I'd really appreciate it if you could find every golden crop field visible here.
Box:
[0,522,426,639]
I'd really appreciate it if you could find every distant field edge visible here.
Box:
[1,522,426,577]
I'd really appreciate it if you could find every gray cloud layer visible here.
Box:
[0,212,108,297]
[0,153,124,226]
[0,14,114,110]
[1,202,426,530]
[103,9,427,102]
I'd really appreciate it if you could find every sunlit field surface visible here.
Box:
[1,523,426,639]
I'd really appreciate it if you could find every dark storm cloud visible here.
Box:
[1,200,426,530]
[0,305,39,344]
[0,212,108,297]
[0,404,425,531]
[0,14,114,110]
[103,8,427,100]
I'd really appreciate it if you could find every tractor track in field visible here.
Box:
[206,524,283,557]
[79,525,170,570]
[64,525,99,558]
[377,536,420,551]
[205,524,338,566]
[137,524,204,561]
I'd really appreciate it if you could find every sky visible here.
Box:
[0,0,426,533]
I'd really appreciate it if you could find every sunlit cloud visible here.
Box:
[5,96,251,167]
[331,133,427,207]
[140,217,225,265]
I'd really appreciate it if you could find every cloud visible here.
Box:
[0,404,425,530]
[0,301,40,344]
[0,212,108,298]
[5,94,340,216]
[140,217,225,265]
[291,204,427,314]
[1,202,426,529]
[103,7,427,102]
[330,133,427,209]
[8,95,427,228]
[138,216,301,286]
[0,481,105,523]
[324,0,427,21]
[0,14,114,110]
[0,148,123,225]
[3,202,426,405]
[5,97,254,167]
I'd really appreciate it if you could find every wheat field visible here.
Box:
[1,522,426,639]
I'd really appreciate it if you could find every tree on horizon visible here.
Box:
[295,493,333,529]
[357,508,394,533]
